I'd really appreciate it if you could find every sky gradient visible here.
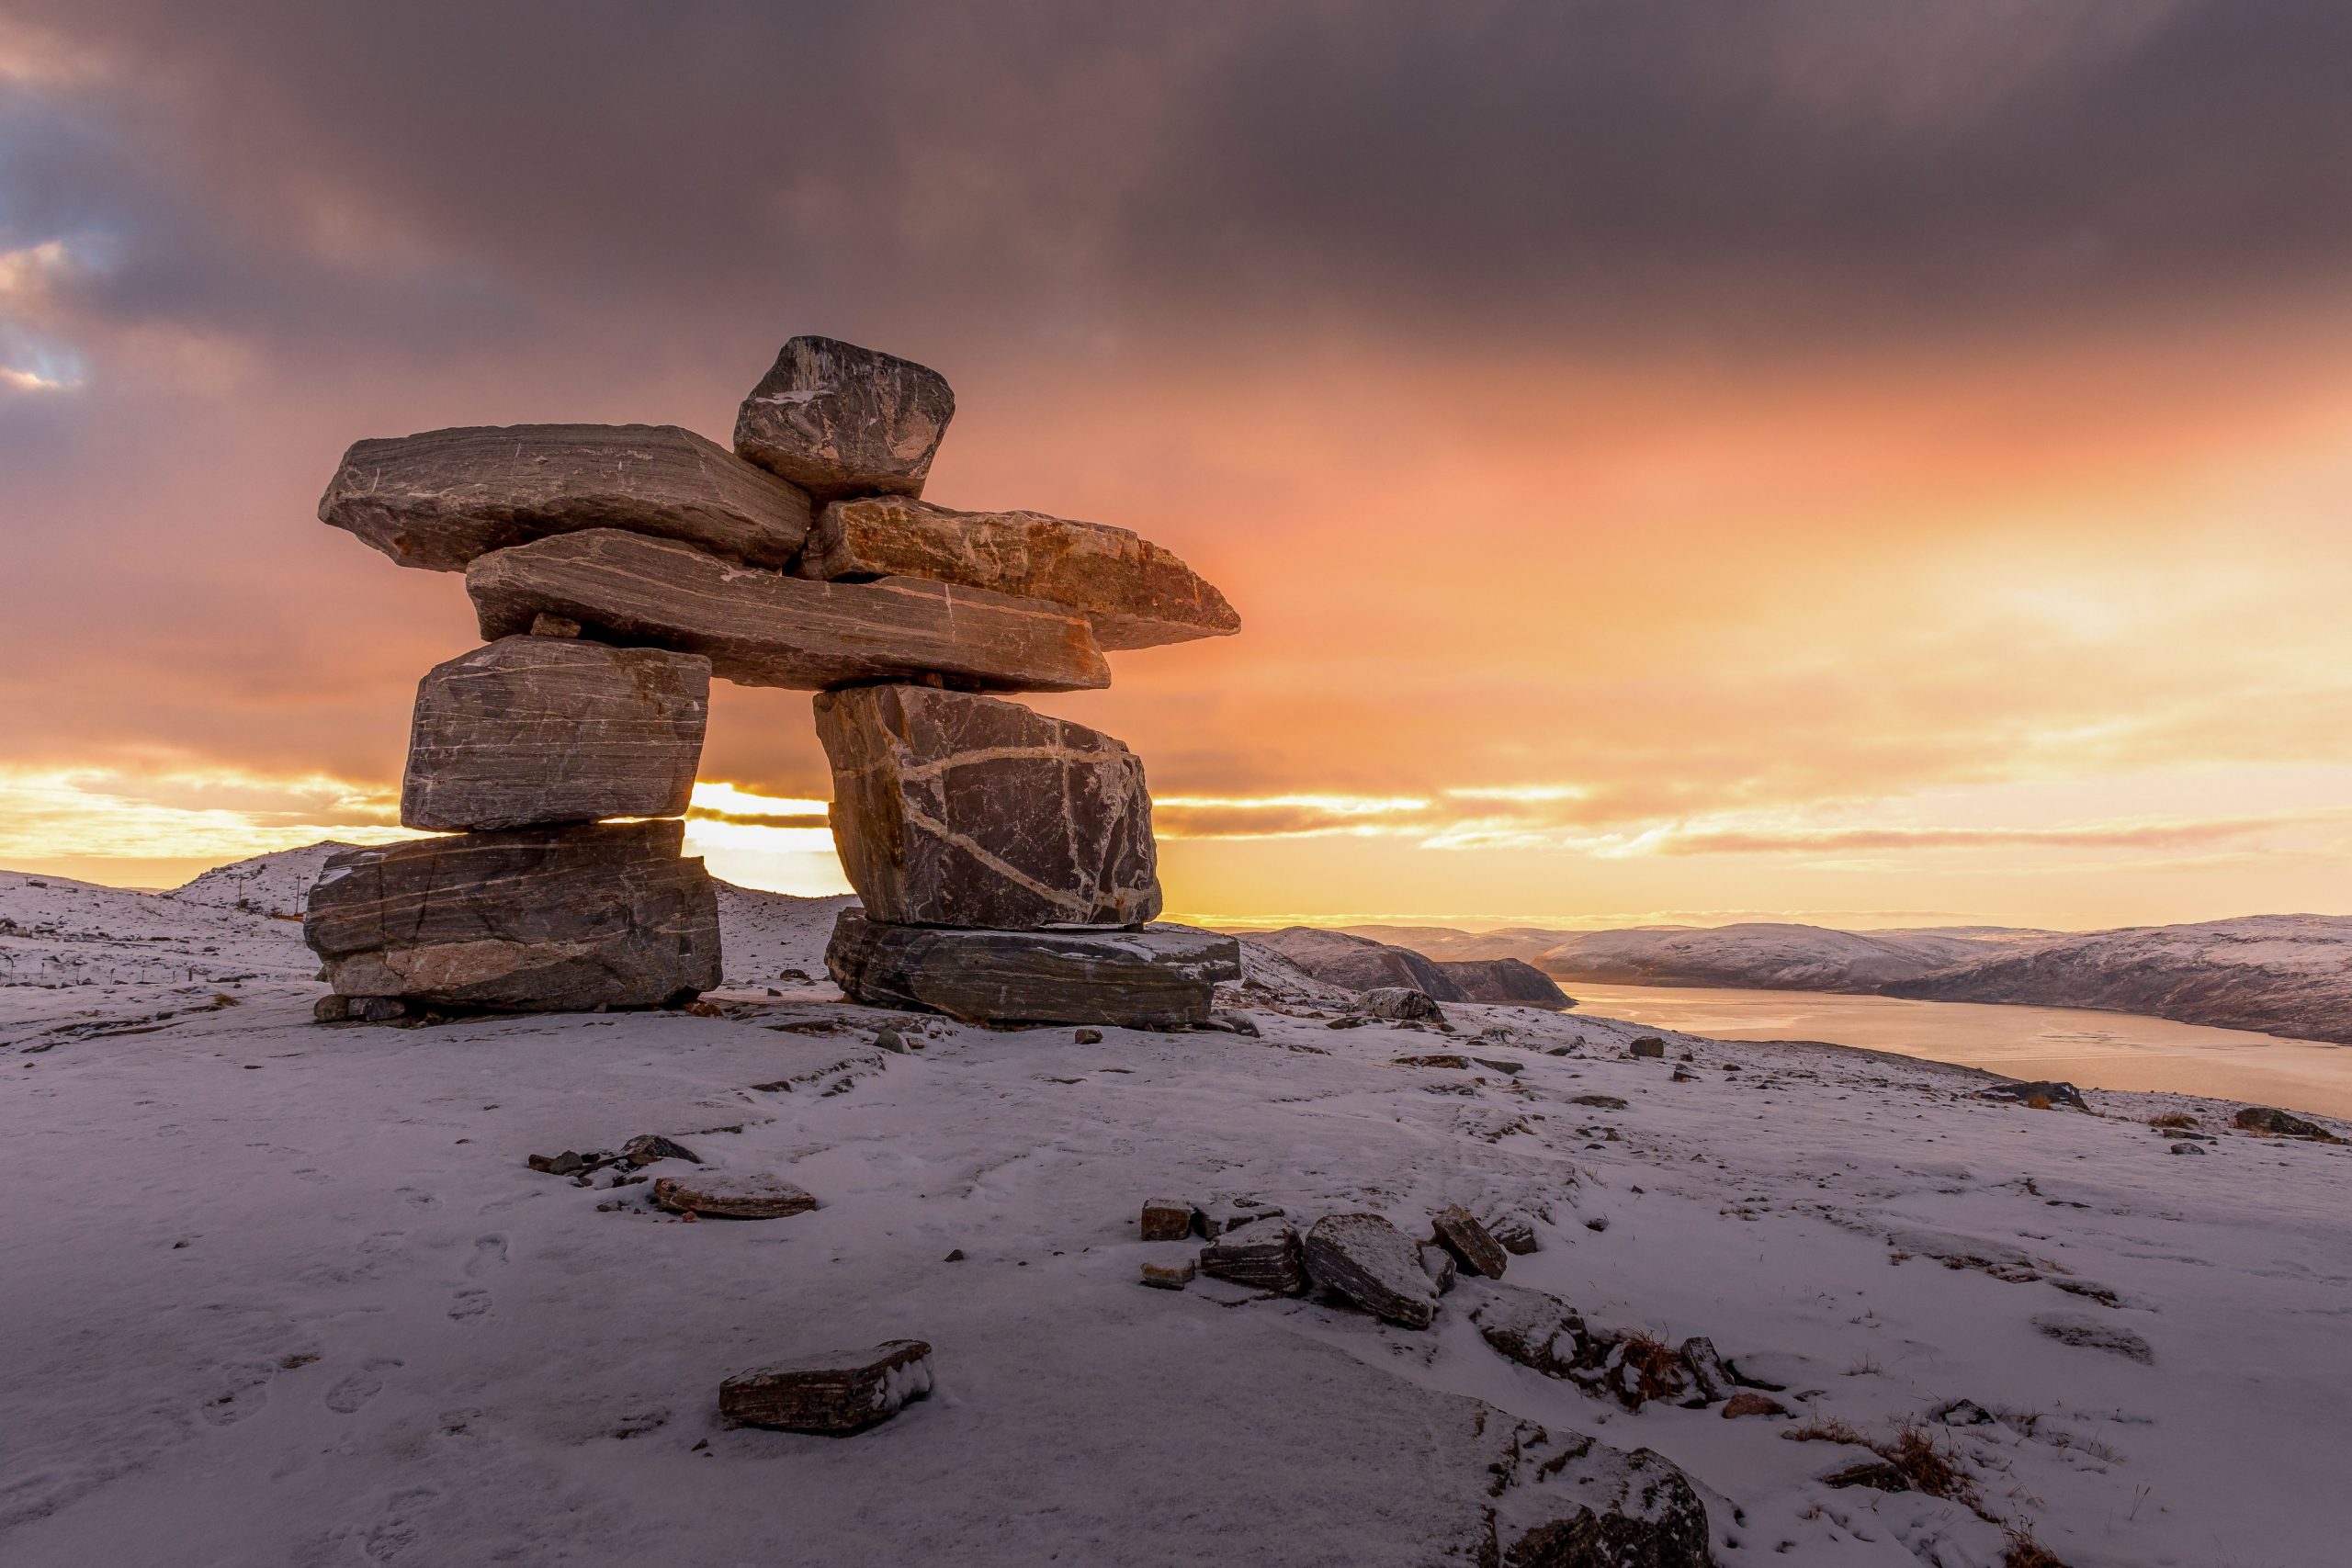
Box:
[5,1,2351,929]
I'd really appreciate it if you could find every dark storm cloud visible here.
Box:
[7,0,2351,385]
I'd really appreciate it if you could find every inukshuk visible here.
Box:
[304,335,1243,1025]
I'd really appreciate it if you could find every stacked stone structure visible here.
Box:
[305,335,1241,1025]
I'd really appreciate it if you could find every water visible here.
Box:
[1567,983,2352,1119]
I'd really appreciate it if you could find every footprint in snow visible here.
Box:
[395,1187,440,1212]
[325,1358,402,1414]
[447,1288,491,1322]
[464,1234,509,1277]
[361,1485,439,1562]
[199,1359,277,1427]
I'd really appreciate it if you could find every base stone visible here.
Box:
[304,819,721,1011]
[823,909,1239,1027]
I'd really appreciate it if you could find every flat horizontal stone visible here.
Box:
[1303,1213,1440,1329]
[303,820,720,1010]
[1199,1222,1307,1294]
[823,909,1240,1028]
[401,636,709,831]
[652,1172,817,1220]
[734,336,954,501]
[816,684,1158,928]
[719,1340,934,1433]
[1140,1259,1195,1291]
[320,423,811,572]
[468,529,1109,694]
[801,496,1239,650]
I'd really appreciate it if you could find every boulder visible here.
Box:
[1471,1286,1590,1380]
[1628,1037,1666,1058]
[468,530,1110,694]
[732,336,954,501]
[1200,1223,1307,1294]
[401,637,709,830]
[816,684,1159,928]
[652,1172,818,1219]
[303,820,720,1011]
[718,1340,933,1433]
[824,910,1239,1028]
[1430,1204,1510,1280]
[1302,1213,1441,1328]
[2234,1105,2344,1141]
[1492,1436,1711,1568]
[800,496,1239,650]
[1363,987,1445,1022]
[319,423,811,571]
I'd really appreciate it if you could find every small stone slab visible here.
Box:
[401,636,709,830]
[816,684,1159,928]
[824,910,1241,1028]
[1721,1392,1788,1419]
[1303,1213,1441,1328]
[801,496,1239,650]
[303,820,720,1011]
[1140,1258,1195,1290]
[1431,1204,1510,1280]
[320,423,811,571]
[733,336,954,501]
[1418,1241,1457,1296]
[469,529,1109,694]
[1472,1286,1589,1379]
[718,1339,933,1433]
[1488,1215,1541,1255]
[1200,1222,1306,1294]
[1679,1337,1731,1403]
[1140,1198,1193,1241]
[652,1172,818,1219]
[1194,1198,1283,1238]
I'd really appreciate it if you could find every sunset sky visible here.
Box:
[5,2,2351,930]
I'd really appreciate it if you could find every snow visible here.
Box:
[5,852,2350,1565]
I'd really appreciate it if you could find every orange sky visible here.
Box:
[6,4,2352,931]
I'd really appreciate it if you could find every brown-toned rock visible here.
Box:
[718,1340,933,1433]
[816,684,1158,928]
[401,637,709,830]
[1720,1393,1788,1419]
[468,529,1109,694]
[652,1172,818,1219]
[1140,1198,1193,1242]
[1302,1213,1441,1328]
[1488,1215,1542,1255]
[732,336,954,501]
[824,910,1239,1028]
[320,423,811,572]
[801,496,1239,650]
[1140,1258,1195,1290]
[1201,1222,1307,1294]
[1431,1204,1510,1280]
[303,820,720,1010]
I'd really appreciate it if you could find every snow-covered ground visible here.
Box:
[5,856,2349,1565]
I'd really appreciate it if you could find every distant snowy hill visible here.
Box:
[1885,914,2352,1045]
[164,841,362,919]
[1249,926,1573,1007]
[1340,920,2047,992]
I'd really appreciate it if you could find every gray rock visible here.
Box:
[1488,1215,1541,1255]
[1977,1079,2088,1111]
[1362,987,1445,1022]
[619,1134,700,1168]
[1430,1204,1510,1280]
[1418,1240,1458,1295]
[800,495,1238,650]
[1472,1286,1590,1380]
[2234,1105,2344,1141]
[1194,1198,1283,1238]
[1140,1198,1194,1242]
[303,820,720,1011]
[1199,1222,1307,1294]
[732,336,954,501]
[652,1172,818,1220]
[401,637,709,830]
[824,910,1239,1027]
[718,1339,933,1433]
[1678,1337,1731,1403]
[320,423,811,571]
[1628,1036,1666,1058]
[1302,1213,1441,1328]
[469,529,1110,694]
[815,684,1159,928]
[2033,1313,2154,1362]
[1493,1435,1711,1568]
[1823,1459,1911,1493]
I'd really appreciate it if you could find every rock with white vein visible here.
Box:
[815,683,1159,928]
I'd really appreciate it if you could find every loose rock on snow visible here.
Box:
[718,1339,935,1434]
